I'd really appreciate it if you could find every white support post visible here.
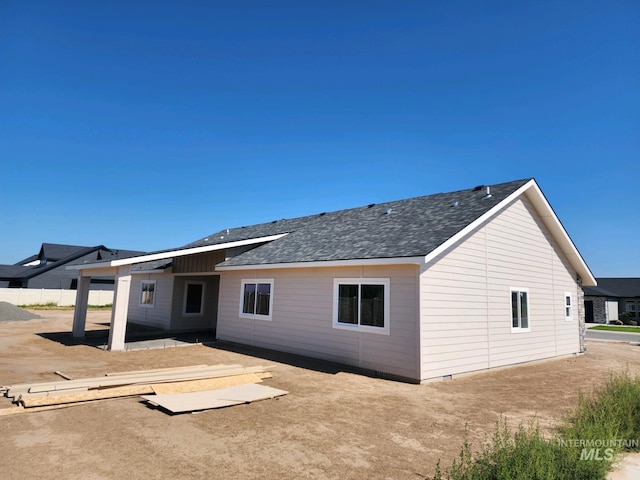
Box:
[72,275,91,338]
[108,266,132,351]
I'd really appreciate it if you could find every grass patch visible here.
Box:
[589,325,640,333]
[430,371,640,480]
[18,303,112,310]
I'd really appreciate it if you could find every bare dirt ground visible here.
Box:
[1,310,639,480]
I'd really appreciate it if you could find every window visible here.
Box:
[333,278,390,334]
[183,282,205,316]
[564,292,573,321]
[139,281,156,307]
[240,280,273,320]
[510,288,529,331]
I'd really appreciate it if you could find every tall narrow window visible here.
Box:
[510,288,529,331]
[184,282,205,316]
[240,280,273,320]
[140,281,156,307]
[334,279,389,334]
[564,292,573,321]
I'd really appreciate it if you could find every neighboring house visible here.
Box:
[70,178,595,382]
[583,278,640,324]
[0,243,144,290]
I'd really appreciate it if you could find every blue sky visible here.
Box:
[0,1,638,276]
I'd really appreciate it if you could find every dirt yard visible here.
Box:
[1,310,639,480]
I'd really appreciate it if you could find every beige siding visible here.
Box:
[420,196,580,380]
[217,265,420,380]
[127,274,174,330]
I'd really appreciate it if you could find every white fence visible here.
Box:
[0,288,114,307]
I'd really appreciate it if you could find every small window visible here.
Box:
[333,278,389,334]
[510,288,529,331]
[564,292,573,321]
[183,282,205,316]
[240,279,273,320]
[140,280,156,307]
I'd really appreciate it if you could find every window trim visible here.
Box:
[510,287,530,333]
[564,291,573,321]
[332,278,390,335]
[139,280,156,308]
[183,281,206,317]
[239,279,274,321]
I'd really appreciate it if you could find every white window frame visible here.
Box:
[332,278,390,335]
[139,280,156,308]
[510,287,530,332]
[564,291,573,321]
[239,279,274,321]
[183,281,206,317]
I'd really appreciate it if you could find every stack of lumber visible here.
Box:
[0,364,276,415]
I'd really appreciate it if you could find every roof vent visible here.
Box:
[451,201,459,207]
[368,204,375,208]
[384,208,392,215]
[319,212,326,216]
[473,185,484,191]
[483,186,492,199]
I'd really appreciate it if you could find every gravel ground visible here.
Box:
[0,301,42,321]
[1,309,639,480]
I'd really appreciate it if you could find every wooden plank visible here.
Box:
[142,384,288,414]
[4,364,246,395]
[25,366,271,394]
[21,384,156,408]
[0,397,128,416]
[105,364,223,376]
[150,372,272,395]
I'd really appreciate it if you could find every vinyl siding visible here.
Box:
[127,274,174,330]
[217,264,420,380]
[420,195,580,380]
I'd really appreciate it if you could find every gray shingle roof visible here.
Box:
[197,178,532,267]
[583,278,640,298]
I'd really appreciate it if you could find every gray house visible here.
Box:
[0,243,144,290]
[583,278,640,324]
[70,179,595,382]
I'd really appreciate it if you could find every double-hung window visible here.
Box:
[139,280,156,307]
[510,287,529,331]
[333,278,390,334]
[564,292,573,321]
[240,280,273,320]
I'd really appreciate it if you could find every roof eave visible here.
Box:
[66,234,289,271]
[215,256,425,271]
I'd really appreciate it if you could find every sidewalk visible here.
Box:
[609,452,640,480]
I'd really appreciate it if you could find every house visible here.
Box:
[0,243,145,290]
[69,178,596,382]
[583,278,640,324]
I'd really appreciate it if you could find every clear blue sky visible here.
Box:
[0,1,638,276]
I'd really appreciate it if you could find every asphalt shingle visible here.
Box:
[186,178,533,267]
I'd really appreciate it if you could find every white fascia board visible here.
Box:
[422,179,596,287]
[523,182,597,287]
[215,256,424,271]
[423,180,536,266]
[67,233,289,271]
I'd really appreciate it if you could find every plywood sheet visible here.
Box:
[151,372,272,395]
[143,384,288,414]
